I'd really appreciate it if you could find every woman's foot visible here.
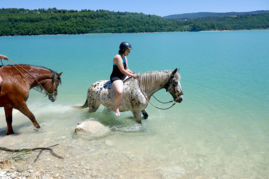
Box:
[115,108,120,116]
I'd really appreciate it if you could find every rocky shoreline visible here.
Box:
[0,140,193,178]
[0,121,200,178]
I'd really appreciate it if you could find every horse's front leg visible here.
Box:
[132,110,142,124]
[141,109,148,119]
[17,102,40,129]
[4,106,14,135]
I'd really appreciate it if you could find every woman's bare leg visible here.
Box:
[112,80,123,116]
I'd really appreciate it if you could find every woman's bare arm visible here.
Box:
[115,56,137,78]
[0,54,8,60]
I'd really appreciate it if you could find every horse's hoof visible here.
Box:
[143,114,148,119]
[34,128,40,132]
[6,131,14,135]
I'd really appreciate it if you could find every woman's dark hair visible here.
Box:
[118,49,125,55]
[119,42,132,54]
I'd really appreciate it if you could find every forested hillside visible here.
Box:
[168,12,269,31]
[0,8,269,36]
[0,8,182,36]
[164,10,269,19]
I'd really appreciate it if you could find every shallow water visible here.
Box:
[1,31,269,178]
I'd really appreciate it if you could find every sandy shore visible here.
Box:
[0,136,200,178]
[0,140,156,178]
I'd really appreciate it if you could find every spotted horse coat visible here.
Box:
[77,69,183,123]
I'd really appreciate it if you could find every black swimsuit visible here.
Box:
[110,57,127,83]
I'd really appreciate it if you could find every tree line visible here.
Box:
[164,10,269,19]
[169,13,269,31]
[0,8,182,36]
[0,8,269,36]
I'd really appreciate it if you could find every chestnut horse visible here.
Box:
[0,64,62,135]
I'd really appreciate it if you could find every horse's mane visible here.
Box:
[4,64,56,73]
[138,70,172,91]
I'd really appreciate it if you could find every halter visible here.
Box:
[6,59,56,96]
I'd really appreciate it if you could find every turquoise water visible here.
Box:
[1,31,269,177]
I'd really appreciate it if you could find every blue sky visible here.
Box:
[1,0,269,16]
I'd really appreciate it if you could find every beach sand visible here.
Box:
[0,137,198,178]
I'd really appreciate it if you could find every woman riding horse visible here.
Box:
[110,42,138,116]
[76,69,183,123]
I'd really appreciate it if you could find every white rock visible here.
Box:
[157,166,186,178]
[75,119,110,138]
[0,171,7,177]
[10,173,17,178]
[105,140,114,146]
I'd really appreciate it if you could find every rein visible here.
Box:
[152,95,174,104]
[148,100,176,110]
[124,77,176,110]
[5,59,54,96]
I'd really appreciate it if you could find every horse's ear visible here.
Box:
[172,68,178,76]
[58,72,63,77]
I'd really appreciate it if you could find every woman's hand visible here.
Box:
[133,73,139,78]
[0,54,8,60]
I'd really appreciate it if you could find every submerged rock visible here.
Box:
[156,166,186,178]
[74,119,110,138]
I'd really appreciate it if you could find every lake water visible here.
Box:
[0,31,269,178]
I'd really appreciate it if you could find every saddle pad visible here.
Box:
[103,80,112,89]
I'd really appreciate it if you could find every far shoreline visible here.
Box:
[200,28,269,32]
[1,28,269,37]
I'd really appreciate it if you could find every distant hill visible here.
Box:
[164,10,269,19]
[0,8,182,36]
[168,12,269,31]
[0,8,269,36]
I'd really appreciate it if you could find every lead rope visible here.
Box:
[6,59,52,95]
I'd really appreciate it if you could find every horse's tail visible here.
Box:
[72,99,88,109]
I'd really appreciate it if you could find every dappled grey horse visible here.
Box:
[76,69,183,123]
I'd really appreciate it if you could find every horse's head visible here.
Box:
[165,68,183,103]
[40,72,62,102]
